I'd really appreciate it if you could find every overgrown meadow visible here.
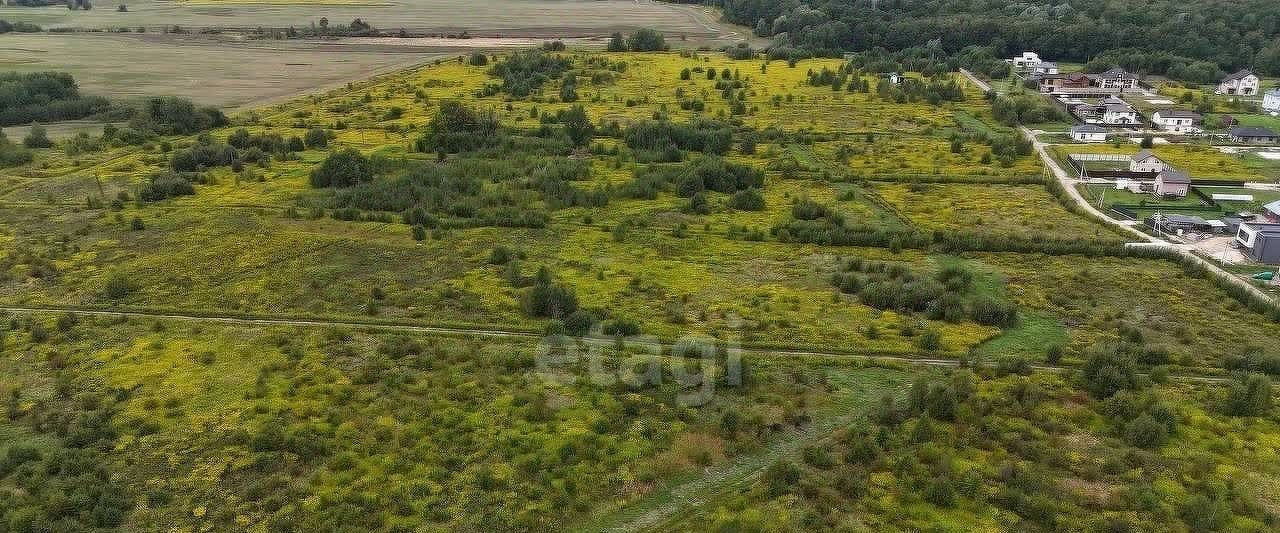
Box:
[1,48,1278,531]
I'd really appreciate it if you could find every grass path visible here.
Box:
[573,367,910,532]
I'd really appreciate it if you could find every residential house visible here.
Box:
[1150,110,1202,133]
[1010,52,1042,70]
[1235,222,1280,264]
[1095,68,1139,90]
[1071,123,1108,142]
[1036,72,1093,94]
[1032,61,1059,75]
[886,72,902,85]
[1264,88,1280,114]
[1217,69,1260,96]
[1153,168,1191,198]
[1130,150,1167,173]
[1229,126,1279,144]
[1101,98,1138,125]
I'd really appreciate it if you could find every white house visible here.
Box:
[1150,110,1202,133]
[1264,88,1280,115]
[1071,123,1108,142]
[1010,52,1042,70]
[1095,68,1139,90]
[1102,102,1138,125]
[1217,69,1260,96]
[1130,150,1167,173]
[1032,61,1059,75]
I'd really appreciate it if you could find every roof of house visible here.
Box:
[1072,124,1107,133]
[1264,200,1280,216]
[1222,69,1256,82]
[1163,214,1208,225]
[1039,61,1057,68]
[1230,126,1279,138]
[1157,169,1192,184]
[1154,109,1201,119]
[1267,88,1280,96]
[1098,67,1135,79]
[1132,149,1163,162]
[1105,103,1135,113]
[1241,221,1280,234]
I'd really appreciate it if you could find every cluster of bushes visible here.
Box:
[138,172,197,201]
[620,156,762,202]
[415,100,501,157]
[2,354,133,530]
[169,138,238,172]
[990,93,1068,126]
[323,150,596,228]
[622,118,734,162]
[0,71,111,126]
[309,148,372,188]
[832,259,1018,327]
[227,127,320,162]
[487,50,572,98]
[0,19,42,33]
[606,28,668,52]
[0,129,33,168]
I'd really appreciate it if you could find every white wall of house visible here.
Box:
[1072,131,1107,142]
[1152,114,1200,133]
[1131,157,1166,173]
[1218,75,1260,96]
[1264,91,1280,114]
[1103,109,1137,124]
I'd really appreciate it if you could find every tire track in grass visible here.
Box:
[575,368,912,533]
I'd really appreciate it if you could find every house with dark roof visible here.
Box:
[1154,168,1191,198]
[1095,68,1139,90]
[1147,213,1211,234]
[1150,109,1202,133]
[1217,69,1260,96]
[1229,126,1279,144]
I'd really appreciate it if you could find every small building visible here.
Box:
[1130,150,1167,173]
[1095,68,1139,90]
[1071,123,1108,143]
[1235,222,1280,264]
[887,72,902,85]
[1154,168,1191,198]
[1148,213,1211,233]
[1264,88,1280,115]
[1217,69,1260,96]
[1150,110,1202,133]
[1229,126,1279,144]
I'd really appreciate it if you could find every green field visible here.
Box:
[1,47,1278,531]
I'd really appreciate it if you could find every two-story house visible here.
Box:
[1217,70,1260,96]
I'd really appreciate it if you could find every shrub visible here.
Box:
[729,188,765,211]
[1222,373,1272,417]
[1081,345,1138,399]
[304,127,329,149]
[22,124,52,148]
[309,148,371,188]
[103,271,134,300]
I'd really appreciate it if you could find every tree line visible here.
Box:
[704,0,1280,81]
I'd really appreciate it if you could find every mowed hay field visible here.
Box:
[0,0,732,36]
[0,33,457,109]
